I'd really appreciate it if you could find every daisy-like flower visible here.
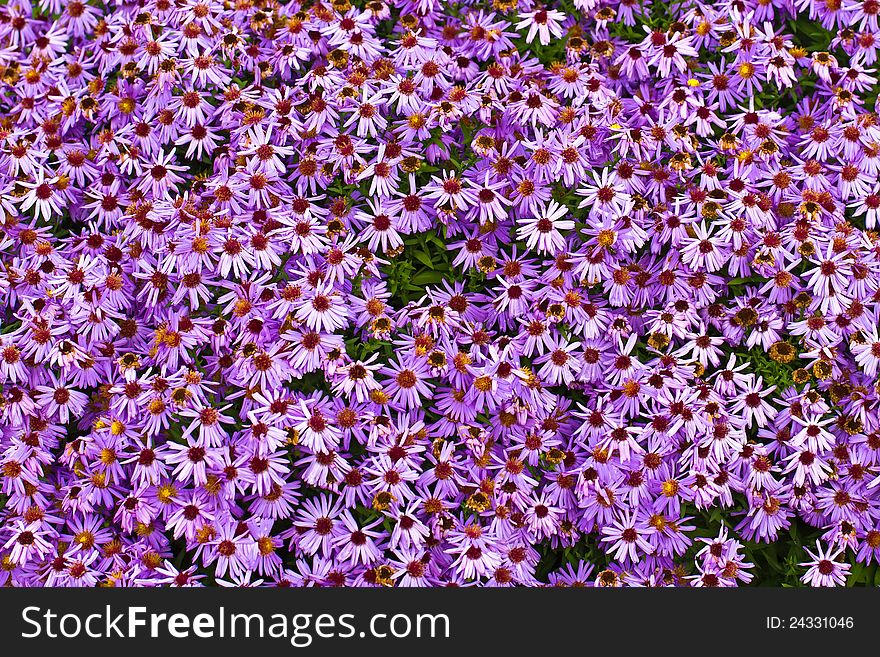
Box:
[137,150,188,199]
[516,8,567,46]
[728,377,777,429]
[343,88,388,138]
[292,399,342,453]
[179,404,234,447]
[601,511,656,563]
[294,284,350,333]
[239,122,295,176]
[577,169,632,218]
[852,324,880,376]
[468,172,511,224]
[2,520,54,566]
[516,200,574,254]
[290,495,345,557]
[209,522,258,580]
[18,170,64,221]
[33,375,88,424]
[380,356,434,410]
[165,441,224,486]
[799,540,851,587]
[332,511,386,566]
[332,356,383,403]
[534,335,581,385]
[424,170,479,211]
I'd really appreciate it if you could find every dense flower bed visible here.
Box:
[0,0,879,587]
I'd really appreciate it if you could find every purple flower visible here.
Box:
[799,540,851,587]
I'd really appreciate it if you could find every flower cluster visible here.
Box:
[1,0,879,588]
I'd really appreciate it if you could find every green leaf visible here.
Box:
[410,270,447,285]
[412,250,435,269]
